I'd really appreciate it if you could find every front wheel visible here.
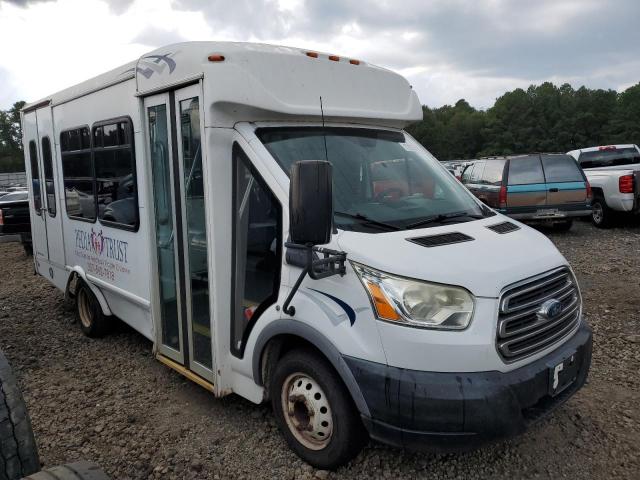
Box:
[270,349,367,469]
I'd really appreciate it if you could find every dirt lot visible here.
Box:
[1,219,639,480]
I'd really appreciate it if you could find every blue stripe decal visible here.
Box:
[308,289,356,326]
[508,181,585,193]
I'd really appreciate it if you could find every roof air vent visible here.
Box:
[408,232,474,248]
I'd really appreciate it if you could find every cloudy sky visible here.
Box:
[1,0,639,110]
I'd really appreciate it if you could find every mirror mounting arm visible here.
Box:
[282,242,347,316]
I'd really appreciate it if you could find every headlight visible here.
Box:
[352,262,474,330]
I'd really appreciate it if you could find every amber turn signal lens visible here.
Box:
[366,282,401,321]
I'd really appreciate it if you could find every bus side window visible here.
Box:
[231,143,282,357]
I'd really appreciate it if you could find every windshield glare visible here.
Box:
[257,127,487,232]
[579,147,640,169]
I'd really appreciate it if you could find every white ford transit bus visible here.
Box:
[21,42,592,469]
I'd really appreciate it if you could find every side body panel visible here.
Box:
[50,79,153,339]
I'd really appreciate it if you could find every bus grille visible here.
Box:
[497,267,580,362]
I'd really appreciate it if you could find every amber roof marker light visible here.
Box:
[305,51,319,58]
[328,55,340,62]
[349,59,361,65]
[208,54,225,62]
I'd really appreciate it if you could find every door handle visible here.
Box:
[548,188,559,193]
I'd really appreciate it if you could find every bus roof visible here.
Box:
[23,41,423,128]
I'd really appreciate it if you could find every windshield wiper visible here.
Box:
[334,211,402,231]
[406,211,485,229]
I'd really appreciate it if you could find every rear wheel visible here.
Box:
[0,350,40,480]
[553,220,573,232]
[75,282,111,338]
[270,349,367,469]
[591,198,613,228]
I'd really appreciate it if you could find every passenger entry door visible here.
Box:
[144,85,214,382]
[22,110,48,260]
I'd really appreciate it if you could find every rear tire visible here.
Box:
[591,198,613,228]
[75,282,111,338]
[23,461,110,479]
[270,349,367,470]
[0,350,40,480]
[553,220,573,232]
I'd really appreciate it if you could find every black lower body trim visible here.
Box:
[345,322,592,451]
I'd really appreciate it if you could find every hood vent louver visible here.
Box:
[408,232,474,248]
[487,221,520,234]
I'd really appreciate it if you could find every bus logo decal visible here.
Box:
[123,52,178,79]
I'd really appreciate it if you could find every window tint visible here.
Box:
[61,127,96,221]
[28,141,42,214]
[93,119,138,228]
[507,156,545,185]
[232,143,281,356]
[481,160,506,185]
[578,147,640,169]
[470,160,485,182]
[541,155,584,182]
[42,137,56,216]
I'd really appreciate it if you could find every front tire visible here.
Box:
[75,282,111,338]
[270,349,367,469]
[591,198,613,228]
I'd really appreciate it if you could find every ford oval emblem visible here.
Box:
[539,299,563,319]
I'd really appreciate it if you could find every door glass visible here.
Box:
[232,144,281,356]
[41,137,56,216]
[28,141,42,214]
[179,97,212,369]
[148,104,181,352]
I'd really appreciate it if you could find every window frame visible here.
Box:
[60,124,96,223]
[41,136,57,217]
[230,142,283,359]
[92,116,140,232]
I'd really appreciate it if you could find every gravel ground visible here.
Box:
[1,218,639,479]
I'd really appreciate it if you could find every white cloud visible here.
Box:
[0,0,638,110]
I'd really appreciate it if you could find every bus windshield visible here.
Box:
[257,127,491,232]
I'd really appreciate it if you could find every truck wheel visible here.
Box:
[591,198,612,228]
[0,351,40,480]
[75,282,111,338]
[270,349,367,470]
[23,461,110,480]
[553,220,573,232]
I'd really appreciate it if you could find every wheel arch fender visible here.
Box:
[252,319,370,417]
[65,267,112,316]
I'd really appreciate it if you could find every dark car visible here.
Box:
[0,191,32,253]
[461,154,591,230]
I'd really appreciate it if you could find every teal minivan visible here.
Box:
[461,154,592,230]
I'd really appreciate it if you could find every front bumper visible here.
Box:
[345,322,592,451]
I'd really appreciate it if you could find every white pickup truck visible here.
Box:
[567,144,640,227]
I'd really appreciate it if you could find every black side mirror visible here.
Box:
[289,160,333,245]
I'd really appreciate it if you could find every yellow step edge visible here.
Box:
[156,354,215,393]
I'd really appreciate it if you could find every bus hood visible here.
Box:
[335,216,567,298]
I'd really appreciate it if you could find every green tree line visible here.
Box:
[407,82,640,160]
[1,81,639,170]
[0,101,26,173]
